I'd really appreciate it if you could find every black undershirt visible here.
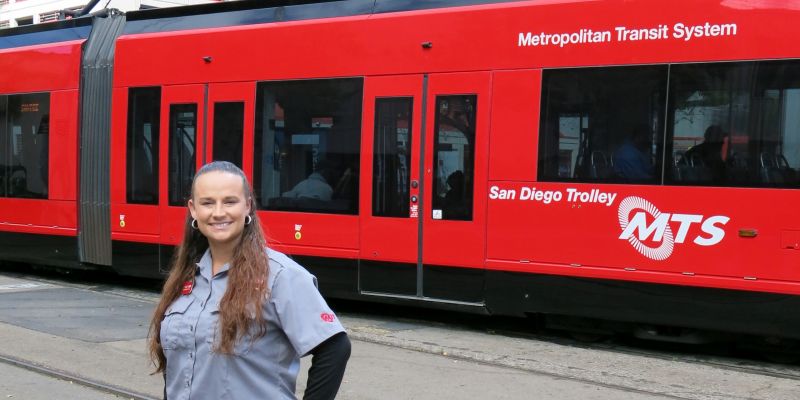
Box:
[304,332,351,400]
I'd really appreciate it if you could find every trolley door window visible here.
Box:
[0,92,50,199]
[668,61,800,188]
[431,95,476,221]
[212,102,244,169]
[127,87,161,204]
[538,66,667,184]
[168,104,197,206]
[373,98,413,218]
[253,78,362,214]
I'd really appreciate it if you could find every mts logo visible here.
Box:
[617,196,730,260]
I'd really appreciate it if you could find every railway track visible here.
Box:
[0,352,158,400]
[4,266,800,399]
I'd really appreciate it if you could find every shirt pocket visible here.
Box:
[206,301,255,356]
[161,295,196,350]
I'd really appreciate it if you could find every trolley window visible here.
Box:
[432,95,476,221]
[127,87,161,205]
[212,102,244,169]
[667,60,800,188]
[253,78,362,214]
[2,92,50,199]
[373,98,413,218]
[0,96,6,197]
[538,66,667,184]
[168,104,197,206]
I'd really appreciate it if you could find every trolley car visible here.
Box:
[1,0,799,344]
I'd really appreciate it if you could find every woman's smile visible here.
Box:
[209,221,233,230]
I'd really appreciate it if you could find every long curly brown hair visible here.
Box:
[148,161,269,373]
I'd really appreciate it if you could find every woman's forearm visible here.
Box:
[304,332,351,400]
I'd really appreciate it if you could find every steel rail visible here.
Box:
[0,352,159,400]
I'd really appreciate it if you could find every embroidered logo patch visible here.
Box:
[181,281,194,295]
[320,313,336,323]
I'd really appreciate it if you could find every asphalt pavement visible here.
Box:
[0,272,797,399]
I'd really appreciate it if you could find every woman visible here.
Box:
[149,161,350,399]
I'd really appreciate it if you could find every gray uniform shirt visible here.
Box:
[161,248,345,400]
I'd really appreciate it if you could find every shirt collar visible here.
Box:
[196,248,231,280]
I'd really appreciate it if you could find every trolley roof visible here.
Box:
[0,0,526,49]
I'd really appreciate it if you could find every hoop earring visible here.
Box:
[191,219,198,230]
[245,215,253,225]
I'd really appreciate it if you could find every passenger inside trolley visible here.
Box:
[682,124,728,183]
[282,160,334,201]
[612,124,655,182]
[443,170,468,220]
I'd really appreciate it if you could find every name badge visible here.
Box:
[181,280,194,295]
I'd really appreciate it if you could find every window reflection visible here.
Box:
[538,66,667,184]
[668,61,800,187]
[168,104,197,206]
[2,92,50,199]
[539,61,800,188]
[253,78,362,214]
[373,98,412,218]
[432,95,476,221]
[0,96,6,197]
[127,87,160,204]
[213,102,243,169]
